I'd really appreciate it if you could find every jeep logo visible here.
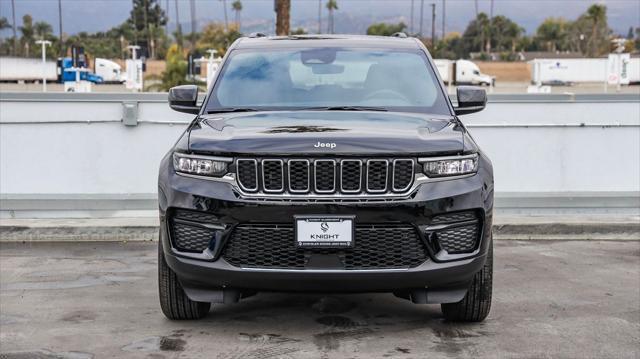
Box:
[314,141,337,149]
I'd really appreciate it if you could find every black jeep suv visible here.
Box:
[158,34,494,322]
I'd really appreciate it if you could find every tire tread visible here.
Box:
[441,240,493,322]
[158,241,210,320]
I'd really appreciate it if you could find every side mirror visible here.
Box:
[453,86,487,116]
[169,85,200,114]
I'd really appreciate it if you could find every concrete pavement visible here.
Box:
[0,240,638,358]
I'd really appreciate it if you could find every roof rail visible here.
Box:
[248,32,267,38]
[391,32,408,38]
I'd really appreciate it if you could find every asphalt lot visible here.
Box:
[0,240,638,359]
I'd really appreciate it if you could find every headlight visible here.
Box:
[420,154,478,177]
[173,153,230,177]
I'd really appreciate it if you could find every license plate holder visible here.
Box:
[295,215,355,249]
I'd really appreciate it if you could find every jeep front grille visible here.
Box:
[235,158,416,195]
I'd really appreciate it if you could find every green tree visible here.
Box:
[128,0,167,59]
[535,18,568,52]
[232,0,242,32]
[0,17,14,56]
[326,0,338,34]
[366,22,407,36]
[461,13,490,55]
[19,14,34,57]
[196,22,241,56]
[490,15,524,53]
[291,27,307,35]
[585,4,608,56]
[34,21,53,39]
[0,17,10,31]
[147,43,192,91]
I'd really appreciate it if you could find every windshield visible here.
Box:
[205,47,451,115]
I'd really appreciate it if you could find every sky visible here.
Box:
[0,0,638,38]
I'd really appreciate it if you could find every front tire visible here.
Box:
[441,239,493,322]
[158,240,211,320]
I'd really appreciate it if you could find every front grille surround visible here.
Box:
[340,160,362,193]
[314,160,337,193]
[392,159,415,192]
[262,159,284,193]
[366,159,389,193]
[288,159,310,193]
[235,158,416,197]
[236,159,258,192]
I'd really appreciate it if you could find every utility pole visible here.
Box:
[318,0,321,34]
[442,0,445,39]
[419,0,424,37]
[58,0,64,57]
[35,40,52,92]
[132,0,138,45]
[474,0,478,17]
[165,0,169,36]
[222,0,228,31]
[431,3,436,45]
[11,0,17,56]
[410,0,414,35]
[190,0,196,37]
[490,0,494,19]
[174,0,182,46]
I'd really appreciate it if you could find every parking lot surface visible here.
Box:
[0,240,638,359]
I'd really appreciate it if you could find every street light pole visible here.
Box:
[430,3,436,46]
[35,40,52,92]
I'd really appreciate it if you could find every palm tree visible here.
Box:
[275,0,290,35]
[326,0,337,34]
[586,4,606,56]
[19,14,34,57]
[0,17,10,31]
[34,21,53,39]
[232,0,242,31]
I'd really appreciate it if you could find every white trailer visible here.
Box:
[529,57,640,85]
[434,59,495,86]
[94,58,125,83]
[0,57,57,82]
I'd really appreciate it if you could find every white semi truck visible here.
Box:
[0,56,122,84]
[529,57,640,85]
[434,59,495,86]
[0,57,57,82]
[94,58,125,83]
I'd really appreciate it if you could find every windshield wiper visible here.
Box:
[207,108,260,114]
[303,106,388,112]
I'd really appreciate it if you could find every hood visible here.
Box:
[187,111,464,156]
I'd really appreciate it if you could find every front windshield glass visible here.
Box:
[205,47,451,115]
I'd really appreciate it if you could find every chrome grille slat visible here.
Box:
[392,159,415,192]
[236,159,258,192]
[340,159,362,193]
[262,159,284,193]
[235,158,415,196]
[288,159,310,193]
[366,159,389,193]
[314,159,336,193]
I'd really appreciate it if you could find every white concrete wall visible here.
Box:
[1,93,639,218]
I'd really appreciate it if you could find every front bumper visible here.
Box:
[158,152,494,294]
